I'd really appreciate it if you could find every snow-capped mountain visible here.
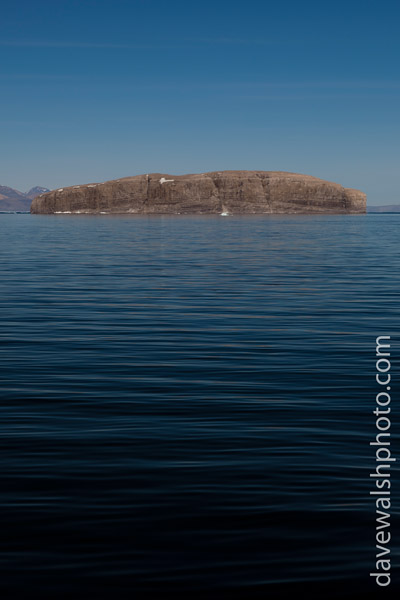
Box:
[0,185,50,211]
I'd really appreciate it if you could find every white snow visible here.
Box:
[220,212,229,216]
[160,177,175,184]
[57,189,63,192]
[54,211,71,214]
[87,185,96,188]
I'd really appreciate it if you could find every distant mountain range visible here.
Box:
[0,186,50,211]
[367,205,400,213]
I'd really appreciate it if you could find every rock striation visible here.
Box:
[30,171,366,215]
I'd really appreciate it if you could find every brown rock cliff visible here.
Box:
[30,171,366,215]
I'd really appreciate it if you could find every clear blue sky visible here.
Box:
[1,0,399,204]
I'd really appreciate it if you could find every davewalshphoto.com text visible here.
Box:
[370,336,395,587]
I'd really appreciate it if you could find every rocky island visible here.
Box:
[30,171,366,215]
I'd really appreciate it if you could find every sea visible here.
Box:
[0,213,399,598]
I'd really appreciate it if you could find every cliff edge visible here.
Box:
[30,171,366,215]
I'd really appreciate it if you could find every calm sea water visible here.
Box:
[0,214,399,598]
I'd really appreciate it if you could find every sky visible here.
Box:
[1,0,399,204]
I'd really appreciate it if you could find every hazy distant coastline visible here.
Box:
[367,205,400,213]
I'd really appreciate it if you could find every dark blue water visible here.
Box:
[0,214,399,598]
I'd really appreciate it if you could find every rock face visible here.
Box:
[30,171,366,215]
